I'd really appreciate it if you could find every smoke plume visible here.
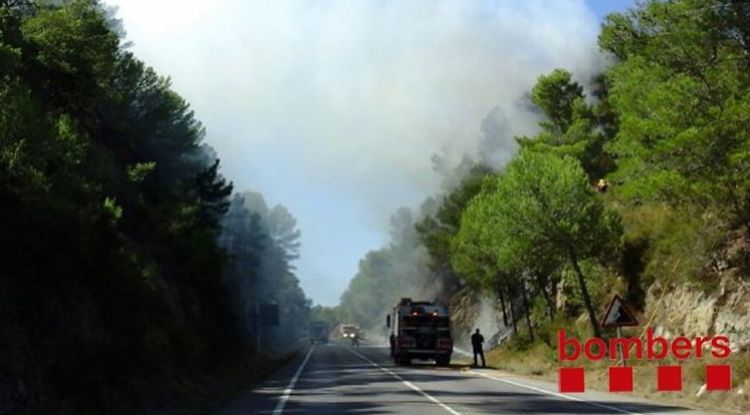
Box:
[107,0,604,305]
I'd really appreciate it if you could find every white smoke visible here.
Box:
[106,0,605,305]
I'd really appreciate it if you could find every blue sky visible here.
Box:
[107,0,633,306]
[587,0,633,19]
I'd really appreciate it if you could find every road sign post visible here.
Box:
[616,326,624,366]
[256,303,262,353]
[250,303,280,354]
[601,294,638,366]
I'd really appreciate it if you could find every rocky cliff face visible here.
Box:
[646,271,750,351]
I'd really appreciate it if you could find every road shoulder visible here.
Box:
[461,366,717,414]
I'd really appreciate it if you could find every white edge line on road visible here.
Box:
[470,370,644,415]
[272,345,315,415]
[345,346,463,415]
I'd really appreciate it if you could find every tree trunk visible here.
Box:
[550,274,559,317]
[569,248,602,339]
[520,285,534,342]
[534,273,555,321]
[498,284,509,327]
[726,183,750,237]
[546,292,555,321]
[506,285,518,334]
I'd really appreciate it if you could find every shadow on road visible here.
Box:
[219,344,695,415]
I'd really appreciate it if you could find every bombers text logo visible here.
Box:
[556,295,732,393]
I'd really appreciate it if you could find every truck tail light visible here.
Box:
[399,337,416,348]
[437,338,453,350]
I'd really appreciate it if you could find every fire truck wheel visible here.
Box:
[435,356,450,367]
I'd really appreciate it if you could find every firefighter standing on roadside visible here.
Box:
[471,328,486,368]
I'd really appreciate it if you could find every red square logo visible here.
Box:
[657,366,682,392]
[609,366,633,392]
[559,367,585,393]
[706,365,731,391]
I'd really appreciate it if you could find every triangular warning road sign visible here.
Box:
[601,295,638,328]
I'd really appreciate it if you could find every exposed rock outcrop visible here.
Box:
[646,272,750,351]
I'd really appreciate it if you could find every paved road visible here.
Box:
[217,343,713,415]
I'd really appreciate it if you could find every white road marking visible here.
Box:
[471,370,644,415]
[345,346,463,415]
[272,346,315,415]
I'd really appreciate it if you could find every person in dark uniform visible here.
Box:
[389,333,396,356]
[471,328,485,368]
[351,332,360,347]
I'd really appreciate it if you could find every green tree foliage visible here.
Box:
[338,0,749,358]
[416,164,493,293]
[309,304,342,327]
[517,68,617,181]
[530,68,584,133]
[0,1,307,412]
[452,151,622,337]
[220,192,310,350]
[600,0,750,229]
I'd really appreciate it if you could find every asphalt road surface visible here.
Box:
[217,343,714,415]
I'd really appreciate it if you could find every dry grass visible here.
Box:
[482,336,749,414]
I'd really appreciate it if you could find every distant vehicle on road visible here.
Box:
[309,321,330,344]
[340,323,360,339]
[387,298,452,366]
